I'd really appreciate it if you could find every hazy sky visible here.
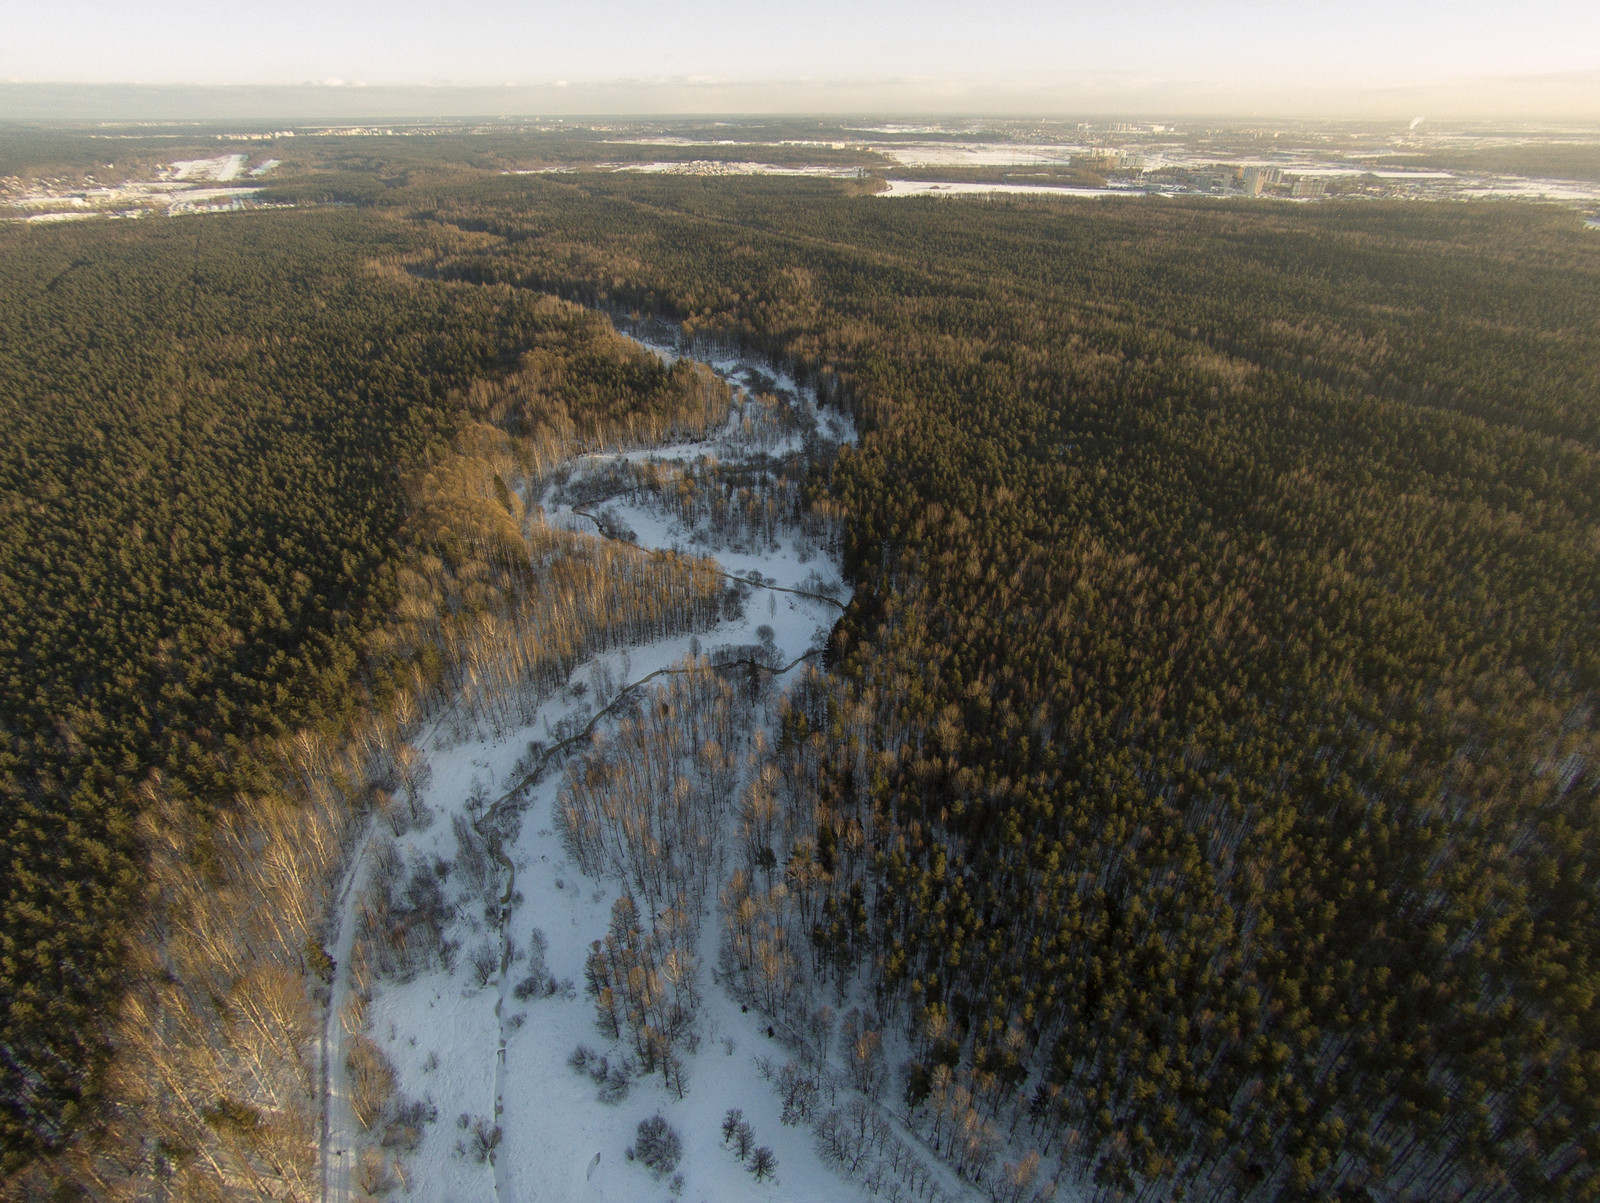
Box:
[5,0,1599,113]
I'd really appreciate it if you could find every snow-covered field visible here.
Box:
[869,142,1086,168]
[2,156,276,223]
[614,161,860,178]
[1276,166,1456,178]
[166,153,249,181]
[320,339,969,1202]
[511,162,859,180]
[1457,177,1600,202]
[876,179,1145,200]
[874,167,1600,208]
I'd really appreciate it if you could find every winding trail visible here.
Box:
[320,815,377,1203]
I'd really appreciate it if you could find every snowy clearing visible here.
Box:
[614,161,861,178]
[1456,177,1600,202]
[1277,166,1457,178]
[3,170,269,223]
[166,153,250,181]
[876,180,1150,199]
[869,142,1087,168]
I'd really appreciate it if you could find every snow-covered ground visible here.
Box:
[1277,166,1456,178]
[1457,177,1600,202]
[875,170,1600,207]
[166,153,250,181]
[876,179,1147,199]
[868,142,1086,168]
[3,155,275,223]
[321,338,961,1202]
[614,161,860,178]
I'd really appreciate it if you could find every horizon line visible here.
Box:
[4,72,1599,124]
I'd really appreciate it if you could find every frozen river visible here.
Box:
[319,335,941,1202]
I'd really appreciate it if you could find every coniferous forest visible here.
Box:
[0,206,729,1192]
[2,157,1598,1200]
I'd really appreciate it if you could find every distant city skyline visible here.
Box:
[5,1,1599,118]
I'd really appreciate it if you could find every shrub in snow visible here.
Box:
[749,1146,777,1181]
[454,1116,500,1164]
[513,972,556,1001]
[733,1118,756,1161]
[358,1147,399,1196]
[633,1114,682,1179]
[513,739,546,781]
[799,568,842,598]
[721,1108,744,1145]
[344,1035,396,1132]
[572,1048,633,1103]
[778,1060,820,1126]
[596,1061,631,1106]
[452,813,493,900]
[380,1096,437,1153]
[527,927,549,979]
[362,848,456,981]
[590,658,618,705]
[469,942,499,988]
[805,1003,835,1064]
[815,1099,891,1176]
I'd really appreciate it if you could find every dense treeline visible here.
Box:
[0,129,221,184]
[412,176,1600,1200]
[1376,144,1600,183]
[0,206,728,1189]
[0,211,460,1170]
